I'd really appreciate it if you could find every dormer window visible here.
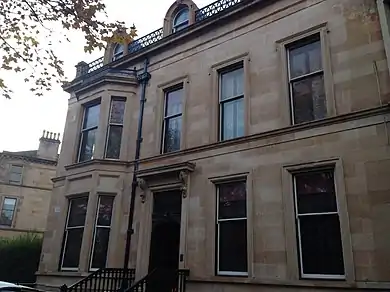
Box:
[173,7,189,32]
[112,44,124,61]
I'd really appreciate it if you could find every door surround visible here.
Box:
[134,162,195,280]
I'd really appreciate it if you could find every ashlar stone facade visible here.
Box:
[0,131,59,238]
[37,0,390,291]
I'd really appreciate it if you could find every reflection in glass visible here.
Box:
[217,181,247,275]
[0,198,17,226]
[292,74,326,124]
[91,196,114,269]
[83,104,100,129]
[105,98,125,159]
[79,129,97,162]
[110,99,126,124]
[61,197,88,269]
[164,116,182,153]
[288,36,326,124]
[163,87,183,153]
[105,126,123,159]
[293,170,345,277]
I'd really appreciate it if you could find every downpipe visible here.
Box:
[122,57,151,289]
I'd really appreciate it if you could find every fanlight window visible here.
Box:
[173,7,189,32]
[112,44,124,61]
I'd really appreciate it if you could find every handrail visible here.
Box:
[60,268,135,292]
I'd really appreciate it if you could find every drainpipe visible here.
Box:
[123,58,151,278]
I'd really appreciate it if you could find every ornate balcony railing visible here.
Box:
[78,0,248,78]
[195,0,243,21]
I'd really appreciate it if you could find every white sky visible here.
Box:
[0,0,213,152]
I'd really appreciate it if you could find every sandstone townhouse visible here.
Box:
[37,0,390,291]
[0,131,59,238]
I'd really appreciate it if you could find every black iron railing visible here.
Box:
[195,0,243,21]
[77,0,249,78]
[60,268,136,292]
[125,269,189,292]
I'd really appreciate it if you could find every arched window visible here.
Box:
[112,44,124,61]
[172,7,189,32]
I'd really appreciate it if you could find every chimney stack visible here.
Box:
[37,130,61,161]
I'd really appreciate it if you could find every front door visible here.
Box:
[148,190,182,291]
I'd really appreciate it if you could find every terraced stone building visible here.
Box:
[37,0,390,291]
[0,131,59,238]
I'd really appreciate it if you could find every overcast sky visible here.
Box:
[0,0,213,152]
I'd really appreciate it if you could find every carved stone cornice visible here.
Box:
[135,161,195,203]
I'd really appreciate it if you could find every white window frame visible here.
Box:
[161,86,183,154]
[219,65,244,141]
[216,181,248,277]
[292,168,345,280]
[286,34,325,125]
[60,197,88,271]
[89,195,114,271]
[104,97,126,159]
[9,164,23,185]
[172,7,189,32]
[77,102,100,162]
[0,197,17,227]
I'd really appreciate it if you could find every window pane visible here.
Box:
[11,165,23,174]
[166,89,182,116]
[164,116,182,153]
[110,99,126,124]
[289,39,322,79]
[3,198,17,211]
[295,170,337,214]
[0,198,16,226]
[97,196,114,226]
[174,8,189,25]
[299,214,344,276]
[221,67,244,100]
[222,98,244,140]
[62,228,84,268]
[68,197,88,227]
[218,220,247,273]
[105,126,123,159]
[9,172,22,184]
[79,129,97,162]
[83,104,100,129]
[292,74,326,124]
[218,182,246,219]
[9,165,23,183]
[91,228,110,269]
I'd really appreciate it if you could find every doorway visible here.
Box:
[149,190,182,271]
[148,190,182,291]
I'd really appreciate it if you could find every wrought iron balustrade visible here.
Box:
[195,0,243,21]
[60,268,135,292]
[79,0,248,78]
